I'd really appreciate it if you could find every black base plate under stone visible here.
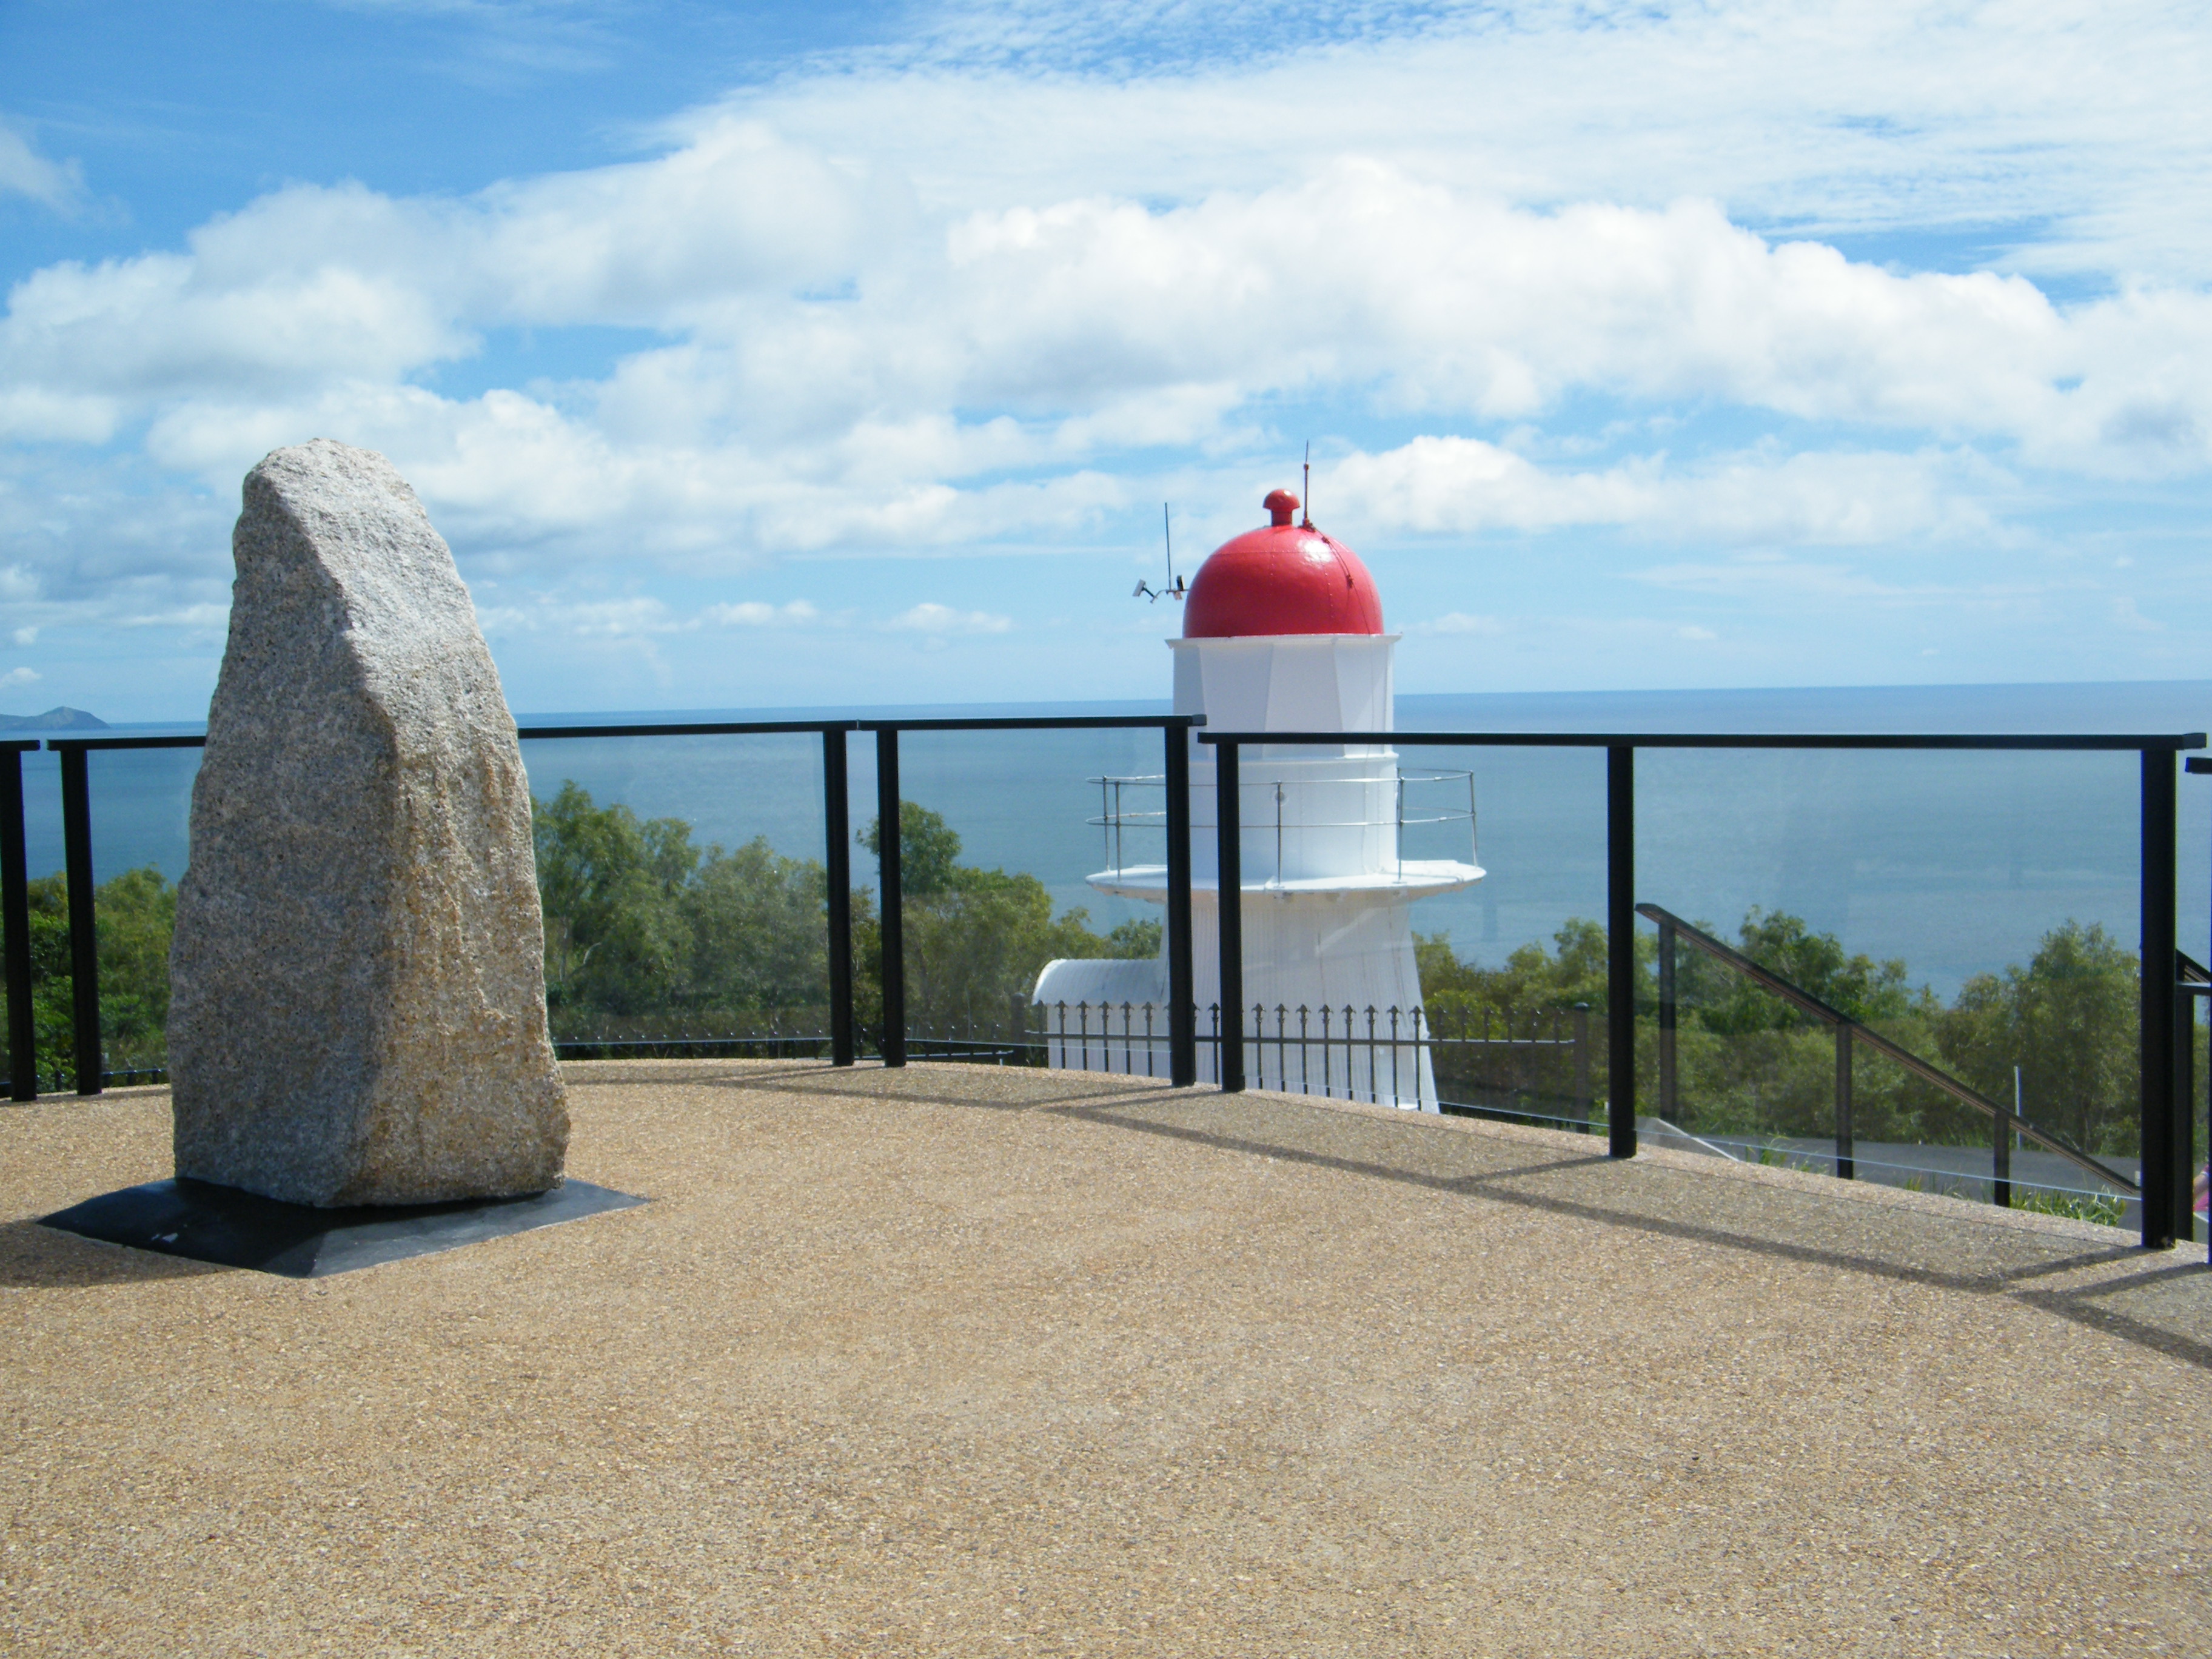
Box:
[41,1177,645,1278]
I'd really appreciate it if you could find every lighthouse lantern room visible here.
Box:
[1033,489,1483,1108]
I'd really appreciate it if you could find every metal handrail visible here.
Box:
[1637,901,2140,1198]
[1198,730,2209,751]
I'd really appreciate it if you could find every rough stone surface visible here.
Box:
[168,440,567,1206]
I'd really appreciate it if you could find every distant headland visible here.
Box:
[0,707,109,731]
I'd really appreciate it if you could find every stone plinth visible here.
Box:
[168,440,568,1206]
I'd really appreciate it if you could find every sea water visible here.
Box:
[44,679,2212,999]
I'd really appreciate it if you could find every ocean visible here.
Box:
[42,679,2212,999]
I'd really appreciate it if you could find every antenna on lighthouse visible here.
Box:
[1301,442,1313,528]
[1132,501,1187,602]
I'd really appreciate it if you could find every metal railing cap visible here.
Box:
[1201,729,2210,752]
[44,733,207,751]
[857,714,1205,732]
[518,718,859,740]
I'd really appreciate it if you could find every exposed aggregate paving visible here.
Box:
[2,1059,2207,1657]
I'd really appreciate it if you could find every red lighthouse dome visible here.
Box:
[1182,490,1384,638]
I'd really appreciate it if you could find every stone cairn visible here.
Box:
[169,440,569,1207]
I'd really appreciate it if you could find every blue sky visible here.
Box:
[2,0,2209,720]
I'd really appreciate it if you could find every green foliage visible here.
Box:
[2012,1186,2127,1227]
[1414,920,1614,1121]
[860,800,964,899]
[1105,917,1163,959]
[855,802,1135,1034]
[1689,908,1929,1032]
[1418,917,1614,1019]
[1419,908,2165,1155]
[12,865,178,1085]
[532,785,1135,1044]
[533,781,830,1028]
[1936,922,2140,1156]
[0,786,1157,1075]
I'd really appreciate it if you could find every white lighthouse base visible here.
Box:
[1033,873,1477,1110]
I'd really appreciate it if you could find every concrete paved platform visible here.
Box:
[2,1059,2207,1657]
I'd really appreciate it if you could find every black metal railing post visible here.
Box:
[1657,920,1677,1124]
[1571,1001,1591,1131]
[2190,756,2212,1251]
[2140,746,2179,1248]
[822,726,854,1067]
[1836,1023,1855,1181]
[875,726,905,1068]
[1215,739,1244,1094]
[1992,1106,2010,1210]
[2174,950,2195,1242]
[1164,720,1197,1087]
[57,743,101,1096]
[1,743,34,1101]
[1606,745,1635,1158]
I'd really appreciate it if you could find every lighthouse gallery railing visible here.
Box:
[1085,767,1478,884]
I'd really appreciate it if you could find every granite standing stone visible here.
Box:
[169,440,568,1206]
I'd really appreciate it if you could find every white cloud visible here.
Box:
[0,124,82,213]
[479,592,823,637]
[1329,436,2002,546]
[7,3,2212,703]
[1410,612,1505,636]
[728,1,2212,281]
[118,603,229,629]
[888,602,1013,634]
[703,600,819,626]
[555,597,684,637]
[13,152,2208,527]
[1631,552,2076,609]
[0,665,39,689]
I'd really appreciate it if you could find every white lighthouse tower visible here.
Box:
[1033,488,1482,1108]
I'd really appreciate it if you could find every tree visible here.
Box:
[684,838,831,1013]
[857,802,1142,1035]
[1418,917,1614,1019]
[1678,908,1919,1031]
[1937,921,2139,1155]
[1416,908,2157,1153]
[527,785,1142,1046]
[12,866,178,1085]
[532,782,702,1016]
[860,800,964,898]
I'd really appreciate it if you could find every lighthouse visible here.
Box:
[1033,489,1483,1108]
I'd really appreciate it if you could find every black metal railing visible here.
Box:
[0,739,36,1103]
[16,713,1207,1098]
[11,717,2207,1252]
[1202,727,2207,1250]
